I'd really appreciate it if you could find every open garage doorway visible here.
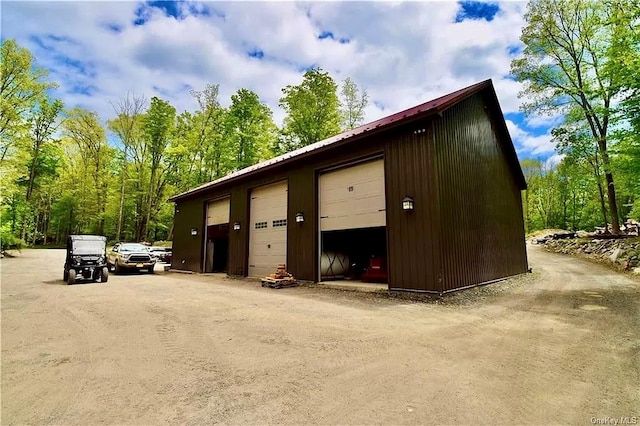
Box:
[318,159,388,285]
[204,198,230,273]
[321,227,387,282]
[206,224,229,273]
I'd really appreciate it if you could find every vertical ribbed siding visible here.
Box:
[171,198,206,272]
[228,186,249,276]
[385,124,440,292]
[287,167,317,281]
[433,94,527,292]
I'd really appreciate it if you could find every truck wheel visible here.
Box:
[148,266,154,274]
[114,261,121,274]
[63,269,68,281]
[101,267,109,282]
[67,269,76,285]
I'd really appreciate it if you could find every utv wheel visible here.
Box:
[114,261,121,274]
[63,269,68,281]
[67,269,76,285]
[100,267,109,282]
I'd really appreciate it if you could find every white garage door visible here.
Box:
[248,181,288,277]
[319,159,386,231]
[206,198,230,226]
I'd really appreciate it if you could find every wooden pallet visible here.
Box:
[261,277,298,289]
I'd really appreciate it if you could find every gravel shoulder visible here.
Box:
[1,246,638,425]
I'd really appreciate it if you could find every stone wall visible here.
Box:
[540,237,640,274]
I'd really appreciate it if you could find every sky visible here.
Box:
[1,0,563,163]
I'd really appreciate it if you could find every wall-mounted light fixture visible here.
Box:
[233,222,241,231]
[295,212,305,223]
[402,196,414,211]
[190,227,198,236]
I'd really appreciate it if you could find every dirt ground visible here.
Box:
[1,246,638,425]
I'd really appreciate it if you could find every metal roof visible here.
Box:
[170,79,524,201]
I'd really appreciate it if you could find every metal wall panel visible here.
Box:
[384,124,441,292]
[287,167,317,281]
[172,194,217,272]
[433,94,528,292]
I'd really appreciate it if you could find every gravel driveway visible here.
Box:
[1,246,638,425]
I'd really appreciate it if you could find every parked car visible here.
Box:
[148,246,172,263]
[64,235,109,285]
[107,242,156,274]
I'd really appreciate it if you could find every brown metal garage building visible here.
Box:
[168,79,528,294]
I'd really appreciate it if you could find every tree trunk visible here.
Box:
[597,141,620,233]
[603,171,620,233]
[117,146,127,240]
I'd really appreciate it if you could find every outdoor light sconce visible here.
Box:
[402,196,415,211]
[190,228,198,236]
[295,212,305,223]
[233,222,241,231]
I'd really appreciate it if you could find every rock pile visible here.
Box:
[541,237,640,274]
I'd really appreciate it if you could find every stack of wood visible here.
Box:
[261,264,298,289]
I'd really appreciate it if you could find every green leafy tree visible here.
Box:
[108,93,147,240]
[0,39,55,163]
[339,77,369,130]
[511,0,630,233]
[141,96,176,241]
[227,88,276,169]
[63,108,113,235]
[189,84,231,182]
[279,68,341,152]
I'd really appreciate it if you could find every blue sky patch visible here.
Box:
[297,64,317,73]
[187,3,221,19]
[507,45,521,55]
[56,55,96,78]
[318,31,349,44]
[455,1,500,23]
[70,84,99,96]
[248,48,264,59]
[105,23,124,33]
[133,4,152,26]
[148,1,182,19]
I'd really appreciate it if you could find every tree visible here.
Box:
[227,88,276,169]
[63,108,113,234]
[108,93,147,240]
[339,77,369,130]
[189,84,230,182]
[279,68,341,152]
[511,0,629,233]
[141,96,175,241]
[0,39,55,163]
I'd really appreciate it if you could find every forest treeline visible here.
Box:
[513,0,639,234]
[1,39,368,246]
[0,0,638,249]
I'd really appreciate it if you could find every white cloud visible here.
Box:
[506,120,556,155]
[545,154,565,170]
[1,0,554,158]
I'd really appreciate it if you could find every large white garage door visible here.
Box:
[206,198,230,226]
[248,181,288,277]
[319,159,386,231]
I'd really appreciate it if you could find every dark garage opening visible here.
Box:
[206,224,229,273]
[320,226,387,283]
